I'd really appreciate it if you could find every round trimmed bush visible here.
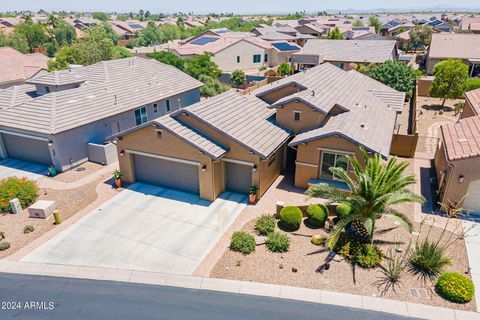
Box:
[306,204,328,228]
[279,206,303,231]
[435,272,475,303]
[266,232,291,252]
[0,242,10,251]
[311,234,325,246]
[230,231,256,255]
[336,203,351,219]
[0,177,39,212]
[335,234,381,268]
[254,214,276,235]
[23,225,35,234]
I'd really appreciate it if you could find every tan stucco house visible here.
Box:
[434,89,480,213]
[111,62,405,201]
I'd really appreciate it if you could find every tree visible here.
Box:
[327,26,343,40]
[352,19,364,27]
[369,61,416,100]
[306,148,424,249]
[409,26,432,49]
[199,75,229,98]
[146,51,185,71]
[368,16,381,33]
[112,46,133,59]
[230,70,246,88]
[430,59,469,106]
[136,21,161,46]
[277,63,292,77]
[0,31,29,53]
[185,52,221,80]
[15,21,47,52]
[48,45,79,71]
[92,12,109,22]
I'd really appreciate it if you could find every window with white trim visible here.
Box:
[320,152,349,180]
[134,107,148,126]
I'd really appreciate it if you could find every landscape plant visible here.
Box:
[0,242,10,251]
[279,206,303,231]
[435,272,475,303]
[306,204,328,228]
[408,26,432,49]
[265,232,291,252]
[374,245,409,295]
[230,70,247,88]
[368,16,381,33]
[230,231,256,255]
[430,59,469,106]
[0,177,39,212]
[23,225,35,234]
[199,75,229,98]
[369,61,416,100]
[254,214,276,236]
[277,63,292,77]
[335,234,381,268]
[327,27,343,40]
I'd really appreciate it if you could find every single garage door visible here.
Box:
[2,133,51,165]
[225,161,252,194]
[463,180,480,213]
[133,154,199,194]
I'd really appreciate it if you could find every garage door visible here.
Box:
[225,161,252,194]
[463,180,480,213]
[133,154,199,194]
[2,133,51,165]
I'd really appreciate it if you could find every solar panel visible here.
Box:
[129,24,144,29]
[352,27,370,31]
[272,42,300,52]
[191,36,220,45]
[214,28,231,34]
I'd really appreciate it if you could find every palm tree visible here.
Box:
[306,148,424,249]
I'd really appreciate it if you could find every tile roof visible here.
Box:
[465,89,480,116]
[295,39,397,64]
[173,91,291,159]
[428,33,480,60]
[0,57,203,135]
[0,47,49,86]
[441,116,480,161]
[174,37,271,56]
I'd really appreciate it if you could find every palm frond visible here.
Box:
[384,208,413,233]
[305,183,349,203]
[326,214,359,250]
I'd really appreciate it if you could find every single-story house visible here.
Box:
[336,26,377,40]
[291,39,399,71]
[111,62,405,200]
[295,23,328,38]
[434,89,480,214]
[0,57,202,172]
[0,47,50,89]
[426,33,480,75]
[395,27,441,50]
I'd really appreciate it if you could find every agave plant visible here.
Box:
[306,147,425,249]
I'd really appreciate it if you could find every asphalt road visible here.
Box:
[0,273,420,320]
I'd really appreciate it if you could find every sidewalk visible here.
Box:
[0,260,478,320]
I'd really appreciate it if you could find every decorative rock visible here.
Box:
[395,246,404,253]
[8,198,22,214]
[279,263,284,269]
[292,267,298,273]
[254,236,267,245]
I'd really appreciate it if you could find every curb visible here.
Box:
[0,261,478,320]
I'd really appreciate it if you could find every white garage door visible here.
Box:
[133,154,200,195]
[2,133,51,165]
[463,180,480,213]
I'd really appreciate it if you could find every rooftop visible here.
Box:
[465,89,480,116]
[441,116,480,161]
[174,36,271,56]
[428,33,480,60]
[0,47,50,86]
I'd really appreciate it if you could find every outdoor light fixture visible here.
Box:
[48,141,53,146]
[301,142,307,146]
[119,150,125,157]
[458,175,465,183]
[252,165,257,172]
[201,165,207,172]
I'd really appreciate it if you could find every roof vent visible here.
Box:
[458,138,468,143]
[360,123,366,129]
[311,90,315,97]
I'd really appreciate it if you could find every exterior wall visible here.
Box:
[417,78,434,97]
[461,98,479,119]
[276,101,325,133]
[390,133,418,158]
[116,125,217,201]
[51,89,200,171]
[212,41,268,72]
[0,80,24,89]
[258,145,285,196]
[269,51,295,68]
[294,135,365,188]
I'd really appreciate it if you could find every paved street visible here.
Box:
[22,183,247,274]
[0,273,419,320]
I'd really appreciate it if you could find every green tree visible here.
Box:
[230,70,246,88]
[369,61,416,100]
[306,148,424,249]
[15,21,48,52]
[146,51,185,71]
[0,31,29,53]
[92,12,109,22]
[409,26,432,49]
[368,16,381,33]
[185,52,221,80]
[48,45,80,71]
[352,19,364,27]
[112,46,133,59]
[327,27,343,40]
[430,59,469,106]
[136,21,161,46]
[277,63,292,77]
[199,75,229,97]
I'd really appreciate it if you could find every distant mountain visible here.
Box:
[324,5,480,14]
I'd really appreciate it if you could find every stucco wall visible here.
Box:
[276,101,325,133]
[390,133,418,158]
[461,98,479,119]
[212,41,268,72]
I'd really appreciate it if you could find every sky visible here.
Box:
[1,0,479,14]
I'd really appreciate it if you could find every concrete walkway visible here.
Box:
[0,260,477,320]
[463,220,480,311]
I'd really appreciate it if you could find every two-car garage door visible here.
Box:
[133,154,200,195]
[1,133,52,165]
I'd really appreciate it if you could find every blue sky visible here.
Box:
[1,0,479,13]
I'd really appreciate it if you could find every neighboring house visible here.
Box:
[110,62,405,201]
[425,19,452,33]
[295,23,328,38]
[252,25,315,46]
[0,57,202,171]
[434,89,480,214]
[0,47,50,89]
[459,17,480,34]
[292,39,399,70]
[336,26,377,40]
[426,33,480,75]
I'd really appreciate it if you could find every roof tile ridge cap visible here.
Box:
[50,92,57,133]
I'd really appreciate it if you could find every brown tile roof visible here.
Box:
[441,116,480,161]
[428,33,480,60]
[0,47,49,86]
[465,89,480,116]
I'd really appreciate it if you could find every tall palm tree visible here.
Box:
[306,148,424,249]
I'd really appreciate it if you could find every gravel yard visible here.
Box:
[50,162,105,183]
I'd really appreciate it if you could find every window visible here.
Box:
[294,111,301,122]
[253,54,261,63]
[165,100,171,112]
[264,54,268,62]
[134,107,148,126]
[45,86,50,93]
[237,56,240,63]
[153,103,158,113]
[320,152,349,181]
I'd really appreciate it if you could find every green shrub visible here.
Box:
[0,242,10,251]
[0,177,39,212]
[254,214,276,235]
[230,231,256,255]
[465,78,480,92]
[409,240,451,277]
[306,204,328,227]
[279,206,303,231]
[435,272,475,303]
[23,225,35,234]
[335,234,381,268]
[336,203,351,219]
[265,232,291,252]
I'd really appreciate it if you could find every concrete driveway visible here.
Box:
[22,183,247,275]
[0,159,47,180]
